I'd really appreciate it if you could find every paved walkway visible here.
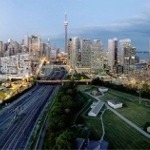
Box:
[100,109,107,141]
[106,104,150,138]
[84,91,150,139]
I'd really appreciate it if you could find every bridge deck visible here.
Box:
[37,79,92,83]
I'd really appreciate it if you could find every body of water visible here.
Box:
[136,53,149,61]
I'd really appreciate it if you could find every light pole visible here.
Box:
[138,90,141,104]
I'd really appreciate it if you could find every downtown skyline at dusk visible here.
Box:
[0,1,150,149]
[0,0,150,51]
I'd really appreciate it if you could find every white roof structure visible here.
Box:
[98,87,108,92]
[147,127,150,133]
[88,101,104,117]
[90,102,98,108]
[107,100,123,109]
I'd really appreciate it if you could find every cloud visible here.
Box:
[68,12,150,51]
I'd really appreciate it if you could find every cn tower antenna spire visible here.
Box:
[65,10,67,21]
[64,10,68,53]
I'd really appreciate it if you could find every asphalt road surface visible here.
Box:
[0,68,66,149]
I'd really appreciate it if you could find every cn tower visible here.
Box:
[64,11,68,53]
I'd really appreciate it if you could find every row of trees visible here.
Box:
[43,83,78,149]
[92,77,150,99]
[66,73,89,80]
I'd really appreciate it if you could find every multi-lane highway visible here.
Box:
[0,68,66,149]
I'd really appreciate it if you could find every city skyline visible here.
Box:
[0,0,150,51]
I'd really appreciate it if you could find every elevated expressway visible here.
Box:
[37,79,92,85]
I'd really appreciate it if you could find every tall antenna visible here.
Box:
[64,11,68,53]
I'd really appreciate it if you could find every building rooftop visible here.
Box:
[88,101,104,116]
[76,138,85,150]
[99,86,108,89]
[108,100,122,105]
[76,138,108,150]
[86,140,108,150]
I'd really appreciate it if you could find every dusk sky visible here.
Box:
[0,0,150,52]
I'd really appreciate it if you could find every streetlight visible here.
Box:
[138,89,142,104]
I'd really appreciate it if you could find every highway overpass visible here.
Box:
[36,79,92,85]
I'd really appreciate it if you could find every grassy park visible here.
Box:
[77,85,150,149]
[84,117,102,140]
[103,111,150,149]
[100,89,150,128]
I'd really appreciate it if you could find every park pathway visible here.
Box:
[106,104,150,138]
[84,91,150,139]
[100,109,107,141]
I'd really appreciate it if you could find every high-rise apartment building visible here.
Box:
[108,38,118,70]
[91,40,104,73]
[24,35,41,56]
[41,42,51,58]
[2,40,21,56]
[8,41,21,55]
[118,39,135,73]
[24,35,50,58]
[0,41,4,57]
[68,37,80,69]
[1,53,30,77]
[30,35,41,56]
[118,39,131,65]
[68,38,106,74]
[24,35,30,49]
[81,39,91,68]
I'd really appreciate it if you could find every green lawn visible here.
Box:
[100,89,150,128]
[76,92,96,121]
[76,91,102,140]
[77,86,150,149]
[77,85,99,92]
[65,74,89,80]
[103,111,150,149]
[84,117,102,140]
[79,110,150,149]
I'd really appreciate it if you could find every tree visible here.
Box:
[48,116,65,132]
[140,82,150,98]
[66,89,73,95]
[51,105,63,117]
[141,82,149,93]
[92,77,104,85]
[55,130,75,149]
[0,91,6,100]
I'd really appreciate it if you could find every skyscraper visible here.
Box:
[91,40,104,73]
[81,39,91,68]
[118,39,135,73]
[118,39,131,65]
[0,41,4,57]
[68,37,80,69]
[47,37,51,59]
[30,35,41,56]
[108,38,118,70]
[64,11,68,53]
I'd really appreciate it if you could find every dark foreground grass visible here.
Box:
[77,86,150,149]
[103,110,150,149]
[84,117,102,140]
